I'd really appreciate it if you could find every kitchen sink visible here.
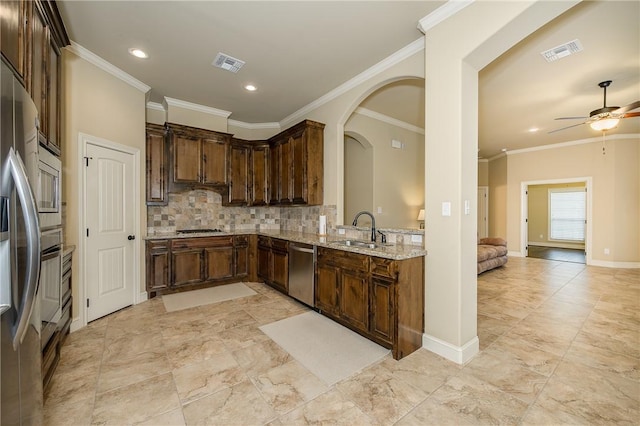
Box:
[334,240,378,249]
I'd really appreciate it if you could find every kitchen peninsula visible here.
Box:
[145,229,426,360]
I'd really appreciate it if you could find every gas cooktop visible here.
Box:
[176,228,223,234]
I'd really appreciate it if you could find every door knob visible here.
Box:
[127,235,135,240]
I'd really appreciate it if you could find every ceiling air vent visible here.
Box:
[541,39,583,62]
[212,52,245,73]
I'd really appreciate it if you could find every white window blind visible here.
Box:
[549,189,586,241]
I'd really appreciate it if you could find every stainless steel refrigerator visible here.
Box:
[1,59,43,424]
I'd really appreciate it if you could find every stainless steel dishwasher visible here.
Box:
[288,243,316,307]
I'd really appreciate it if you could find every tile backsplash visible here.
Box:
[147,189,337,236]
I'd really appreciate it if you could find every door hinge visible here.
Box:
[86,298,90,308]
[86,228,89,237]
[84,156,93,167]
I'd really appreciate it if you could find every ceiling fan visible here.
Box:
[549,80,640,134]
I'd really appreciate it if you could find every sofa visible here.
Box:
[477,237,508,274]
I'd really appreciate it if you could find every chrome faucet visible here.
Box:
[352,211,376,242]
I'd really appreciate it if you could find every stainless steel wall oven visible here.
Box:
[39,228,62,351]
[37,145,61,230]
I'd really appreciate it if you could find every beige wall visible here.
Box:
[344,112,424,228]
[527,182,585,249]
[488,155,507,238]
[505,137,639,264]
[63,49,147,322]
[478,160,489,186]
[344,135,374,226]
[165,102,228,133]
[227,123,281,141]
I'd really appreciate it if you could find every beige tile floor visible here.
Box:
[43,257,639,425]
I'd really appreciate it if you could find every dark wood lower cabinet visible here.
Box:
[256,236,289,293]
[146,235,249,297]
[316,247,424,360]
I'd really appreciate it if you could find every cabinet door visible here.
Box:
[339,269,369,333]
[279,139,292,203]
[146,241,170,292]
[290,132,307,204]
[316,263,339,318]
[202,137,228,186]
[370,276,394,344]
[47,37,61,152]
[227,143,249,205]
[172,249,203,287]
[257,243,272,282]
[30,4,47,142]
[250,145,269,206]
[173,135,202,183]
[204,246,234,281]
[1,0,26,78]
[234,245,249,278]
[269,143,280,204]
[146,125,167,205]
[271,249,288,293]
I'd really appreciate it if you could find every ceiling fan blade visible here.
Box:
[554,116,587,120]
[622,111,640,118]
[614,100,640,115]
[548,122,586,134]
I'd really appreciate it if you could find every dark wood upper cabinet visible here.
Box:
[145,123,168,205]
[1,0,27,78]
[250,144,269,206]
[268,120,324,206]
[225,140,250,206]
[166,123,232,192]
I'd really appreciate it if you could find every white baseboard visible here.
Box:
[69,317,83,333]
[137,292,148,304]
[423,333,479,365]
[508,250,524,257]
[589,260,640,269]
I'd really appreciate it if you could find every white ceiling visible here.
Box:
[58,1,639,158]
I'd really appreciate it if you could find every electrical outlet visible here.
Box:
[539,234,543,239]
[604,248,610,255]
[338,228,345,235]
[377,206,382,214]
[411,235,423,243]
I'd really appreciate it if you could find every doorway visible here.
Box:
[80,134,139,323]
[521,178,591,265]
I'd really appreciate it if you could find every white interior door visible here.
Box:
[85,142,135,321]
[477,186,488,239]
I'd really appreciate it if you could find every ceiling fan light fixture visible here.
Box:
[590,118,619,131]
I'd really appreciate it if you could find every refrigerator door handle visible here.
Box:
[1,147,41,349]
[0,196,9,314]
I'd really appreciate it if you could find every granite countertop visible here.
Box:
[62,244,76,258]
[145,230,427,260]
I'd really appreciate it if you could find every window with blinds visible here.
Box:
[549,189,586,241]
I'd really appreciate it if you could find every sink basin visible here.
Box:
[336,240,378,249]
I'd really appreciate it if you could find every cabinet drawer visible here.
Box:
[148,239,170,251]
[370,257,397,279]
[234,235,249,246]
[271,238,288,252]
[318,247,368,271]
[257,236,271,248]
[172,236,233,249]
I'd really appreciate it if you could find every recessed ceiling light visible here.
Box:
[244,84,257,92]
[128,48,148,59]
[528,127,539,133]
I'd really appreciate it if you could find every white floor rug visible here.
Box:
[260,311,390,385]
[162,282,256,312]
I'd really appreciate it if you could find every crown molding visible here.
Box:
[279,37,425,128]
[228,120,280,130]
[164,97,232,118]
[506,133,639,156]
[354,107,424,135]
[478,158,489,163]
[66,41,150,93]
[418,0,475,34]
[146,102,165,112]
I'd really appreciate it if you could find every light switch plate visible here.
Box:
[411,234,423,243]
[442,202,451,216]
